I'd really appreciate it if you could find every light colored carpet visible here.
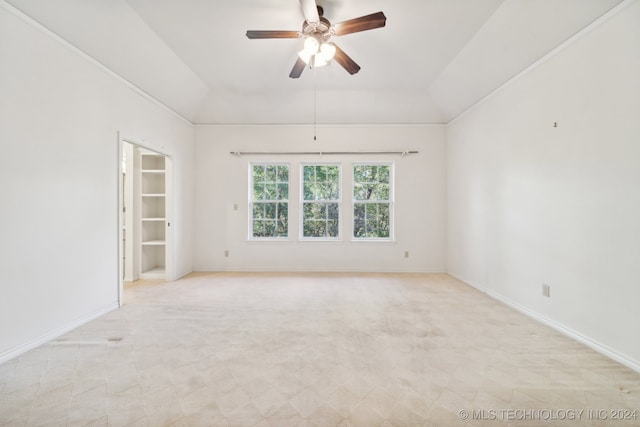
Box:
[0,272,638,426]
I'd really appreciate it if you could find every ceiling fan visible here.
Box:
[246,0,386,78]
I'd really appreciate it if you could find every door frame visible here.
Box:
[117,133,174,307]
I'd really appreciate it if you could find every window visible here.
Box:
[353,163,392,239]
[250,164,289,238]
[302,164,340,238]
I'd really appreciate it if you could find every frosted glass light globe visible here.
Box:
[320,42,336,61]
[303,37,320,55]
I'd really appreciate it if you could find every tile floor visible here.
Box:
[0,273,638,426]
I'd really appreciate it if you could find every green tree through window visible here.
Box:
[251,164,289,238]
[302,165,340,238]
[353,164,392,239]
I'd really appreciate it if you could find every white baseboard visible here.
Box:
[0,303,119,364]
[194,267,447,274]
[449,273,640,374]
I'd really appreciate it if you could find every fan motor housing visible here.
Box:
[302,16,332,39]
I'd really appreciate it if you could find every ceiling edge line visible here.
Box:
[192,123,447,128]
[125,2,210,95]
[0,0,194,127]
[446,0,636,128]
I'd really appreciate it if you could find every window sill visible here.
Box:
[297,239,344,244]
[350,239,396,244]
[246,238,293,244]
[245,238,396,245]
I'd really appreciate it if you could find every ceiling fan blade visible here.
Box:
[246,30,300,39]
[333,11,386,36]
[333,45,361,75]
[299,0,319,23]
[289,57,307,79]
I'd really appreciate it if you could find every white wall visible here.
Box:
[195,125,446,272]
[447,1,640,368]
[0,4,194,361]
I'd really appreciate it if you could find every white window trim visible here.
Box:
[248,162,291,241]
[351,161,395,242]
[299,162,343,241]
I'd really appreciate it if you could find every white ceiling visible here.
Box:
[7,0,623,124]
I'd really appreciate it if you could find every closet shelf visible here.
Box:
[141,267,165,277]
[142,240,165,246]
[140,151,166,280]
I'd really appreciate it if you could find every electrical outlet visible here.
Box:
[224,250,229,258]
[542,284,550,298]
[404,251,409,258]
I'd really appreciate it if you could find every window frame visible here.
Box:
[299,162,342,241]
[248,162,290,240]
[352,161,394,241]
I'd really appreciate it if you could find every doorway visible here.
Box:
[118,137,173,306]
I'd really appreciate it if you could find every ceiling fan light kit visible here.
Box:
[298,38,335,68]
[246,0,386,78]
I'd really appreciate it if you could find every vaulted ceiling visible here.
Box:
[7,0,623,124]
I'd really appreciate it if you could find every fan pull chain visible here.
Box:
[313,65,317,141]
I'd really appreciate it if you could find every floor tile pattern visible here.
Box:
[0,273,638,426]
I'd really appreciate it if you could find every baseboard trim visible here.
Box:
[194,267,447,274]
[449,273,640,374]
[0,302,119,364]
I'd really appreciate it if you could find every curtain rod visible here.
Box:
[230,150,419,157]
